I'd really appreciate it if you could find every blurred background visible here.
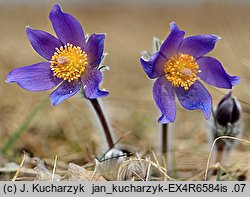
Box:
[1,0,250,180]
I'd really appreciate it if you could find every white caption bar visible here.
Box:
[0,181,248,197]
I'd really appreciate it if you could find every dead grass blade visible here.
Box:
[12,152,26,181]
[51,155,58,181]
[205,136,250,180]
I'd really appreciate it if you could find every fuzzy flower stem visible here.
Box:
[162,123,170,170]
[212,142,224,176]
[90,98,114,149]
[211,107,225,175]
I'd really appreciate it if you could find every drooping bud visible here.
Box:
[212,91,242,141]
[207,91,243,176]
[215,91,241,127]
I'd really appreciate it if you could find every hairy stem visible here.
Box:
[90,98,114,149]
[162,123,170,171]
[212,142,224,176]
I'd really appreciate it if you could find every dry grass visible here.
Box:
[1,1,250,180]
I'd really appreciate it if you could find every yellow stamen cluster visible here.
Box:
[50,43,88,82]
[164,53,201,90]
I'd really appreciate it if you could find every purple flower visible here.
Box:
[208,91,242,151]
[140,22,240,124]
[215,91,241,127]
[6,4,108,106]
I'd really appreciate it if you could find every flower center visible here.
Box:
[164,53,200,90]
[50,43,88,82]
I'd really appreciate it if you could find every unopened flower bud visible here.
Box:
[207,92,243,176]
[208,91,243,151]
[215,91,241,126]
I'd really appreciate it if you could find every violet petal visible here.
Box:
[81,68,109,99]
[178,34,220,58]
[6,62,62,92]
[140,52,166,79]
[153,76,176,123]
[49,80,81,106]
[196,56,240,89]
[175,81,212,119]
[26,27,62,60]
[85,34,105,68]
[159,22,185,59]
[49,4,85,49]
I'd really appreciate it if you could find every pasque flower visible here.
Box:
[207,92,242,174]
[6,4,108,105]
[140,22,240,123]
[215,91,241,127]
[210,91,242,150]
